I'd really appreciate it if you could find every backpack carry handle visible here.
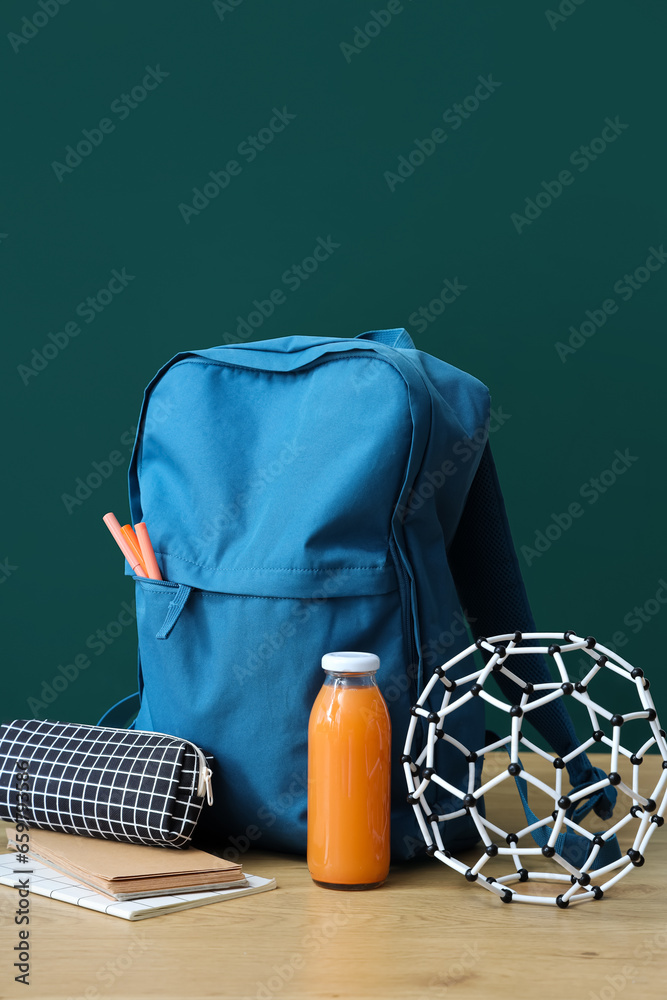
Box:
[356,328,415,349]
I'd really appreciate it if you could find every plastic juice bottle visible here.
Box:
[307,651,391,889]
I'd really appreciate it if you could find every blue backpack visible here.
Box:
[101,329,614,860]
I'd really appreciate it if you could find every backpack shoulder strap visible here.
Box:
[448,443,616,821]
[97,692,141,729]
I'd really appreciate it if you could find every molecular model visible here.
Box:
[403,631,667,906]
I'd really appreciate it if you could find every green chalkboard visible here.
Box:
[1,0,665,741]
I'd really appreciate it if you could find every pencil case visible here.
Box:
[0,719,213,848]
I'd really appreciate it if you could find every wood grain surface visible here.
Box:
[0,754,665,1000]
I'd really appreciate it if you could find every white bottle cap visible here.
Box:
[321,651,380,674]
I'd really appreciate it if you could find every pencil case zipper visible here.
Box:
[108,723,214,805]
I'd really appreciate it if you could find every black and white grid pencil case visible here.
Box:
[0,719,213,848]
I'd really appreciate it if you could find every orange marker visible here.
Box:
[103,513,147,577]
[121,525,147,576]
[134,522,162,581]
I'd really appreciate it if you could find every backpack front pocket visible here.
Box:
[133,575,415,855]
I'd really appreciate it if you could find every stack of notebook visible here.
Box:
[0,828,275,920]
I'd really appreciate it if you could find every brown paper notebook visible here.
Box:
[6,828,246,900]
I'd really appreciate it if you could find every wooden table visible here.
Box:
[1,755,665,1000]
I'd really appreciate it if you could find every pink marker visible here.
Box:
[103,512,147,577]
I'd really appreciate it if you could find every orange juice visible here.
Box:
[307,652,391,889]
